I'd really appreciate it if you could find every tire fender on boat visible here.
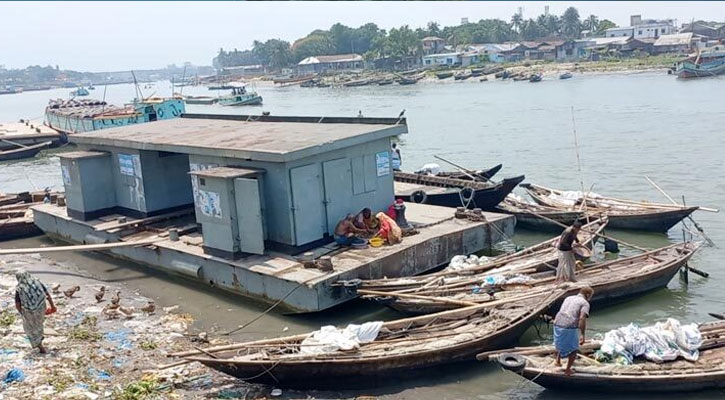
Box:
[410,190,427,204]
[498,353,526,372]
[460,186,475,203]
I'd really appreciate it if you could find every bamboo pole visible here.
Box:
[357,289,480,307]
[0,237,160,255]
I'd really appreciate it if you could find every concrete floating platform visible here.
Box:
[32,203,514,313]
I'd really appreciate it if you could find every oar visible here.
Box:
[433,155,489,182]
[644,176,715,246]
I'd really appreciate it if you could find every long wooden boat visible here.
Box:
[521,183,700,232]
[482,320,725,393]
[357,218,606,294]
[0,121,62,151]
[497,196,582,232]
[436,71,454,79]
[0,191,61,241]
[435,163,503,181]
[376,242,699,315]
[394,172,525,210]
[676,45,725,79]
[178,289,568,387]
[0,141,52,162]
[45,97,185,135]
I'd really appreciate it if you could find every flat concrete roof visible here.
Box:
[58,150,109,160]
[69,115,408,163]
[189,166,263,179]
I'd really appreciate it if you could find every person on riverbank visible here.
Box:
[555,221,582,283]
[391,143,401,171]
[334,214,368,247]
[376,212,402,245]
[554,286,593,376]
[14,271,56,353]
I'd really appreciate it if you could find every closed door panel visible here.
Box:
[290,164,325,245]
[322,158,353,234]
[234,177,265,255]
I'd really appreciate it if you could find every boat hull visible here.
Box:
[518,367,725,393]
[396,175,525,210]
[0,141,52,162]
[190,297,555,388]
[218,95,263,106]
[0,218,42,241]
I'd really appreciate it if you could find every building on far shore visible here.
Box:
[605,14,676,39]
[653,32,705,54]
[680,21,725,40]
[297,54,363,75]
[422,36,447,55]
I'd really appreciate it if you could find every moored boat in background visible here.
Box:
[217,85,263,106]
[70,87,90,97]
[676,45,725,78]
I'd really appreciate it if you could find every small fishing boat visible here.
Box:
[217,86,263,106]
[182,95,218,105]
[479,77,488,82]
[497,196,582,232]
[484,319,725,393]
[0,141,52,162]
[435,163,503,181]
[357,218,606,295]
[521,183,702,232]
[394,172,525,210]
[676,45,725,79]
[176,289,569,388]
[378,79,394,86]
[454,72,472,81]
[559,72,573,80]
[70,87,90,97]
[0,190,61,241]
[495,70,510,79]
[529,73,543,82]
[471,68,484,77]
[362,242,698,315]
[512,75,528,81]
[436,71,454,79]
[343,79,371,87]
[397,75,423,85]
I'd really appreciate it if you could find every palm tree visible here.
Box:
[583,15,599,33]
[511,13,523,34]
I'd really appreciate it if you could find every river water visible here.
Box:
[1,73,724,399]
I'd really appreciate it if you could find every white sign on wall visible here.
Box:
[118,153,137,176]
[61,165,71,185]
[376,151,390,177]
[198,189,222,219]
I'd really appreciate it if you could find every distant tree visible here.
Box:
[561,7,582,38]
[291,32,336,62]
[511,13,523,33]
[582,14,600,32]
[596,19,617,35]
[426,21,441,37]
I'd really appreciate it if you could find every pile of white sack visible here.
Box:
[596,318,702,365]
[299,321,383,355]
[446,254,493,272]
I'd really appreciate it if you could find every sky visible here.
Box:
[1,1,723,72]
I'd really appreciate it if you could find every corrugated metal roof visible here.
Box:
[654,33,693,46]
[297,54,362,65]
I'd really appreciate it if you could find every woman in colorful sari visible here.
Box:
[14,271,56,353]
[375,212,402,245]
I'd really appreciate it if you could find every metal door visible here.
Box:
[289,164,325,245]
[234,177,265,255]
[322,158,353,234]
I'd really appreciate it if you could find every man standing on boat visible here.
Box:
[555,221,582,283]
[391,143,402,171]
[554,286,593,376]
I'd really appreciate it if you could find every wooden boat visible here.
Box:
[436,71,454,79]
[482,320,725,393]
[676,45,725,79]
[378,79,394,86]
[529,73,543,82]
[397,75,422,85]
[357,218,606,294]
[497,196,582,232]
[559,72,573,79]
[182,95,218,105]
[0,141,52,162]
[471,68,484,77]
[217,86,263,106]
[435,164,502,181]
[177,289,569,388]
[343,79,372,87]
[364,242,699,315]
[70,87,89,97]
[0,191,61,241]
[479,77,488,82]
[454,72,472,81]
[394,172,525,210]
[521,183,700,232]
